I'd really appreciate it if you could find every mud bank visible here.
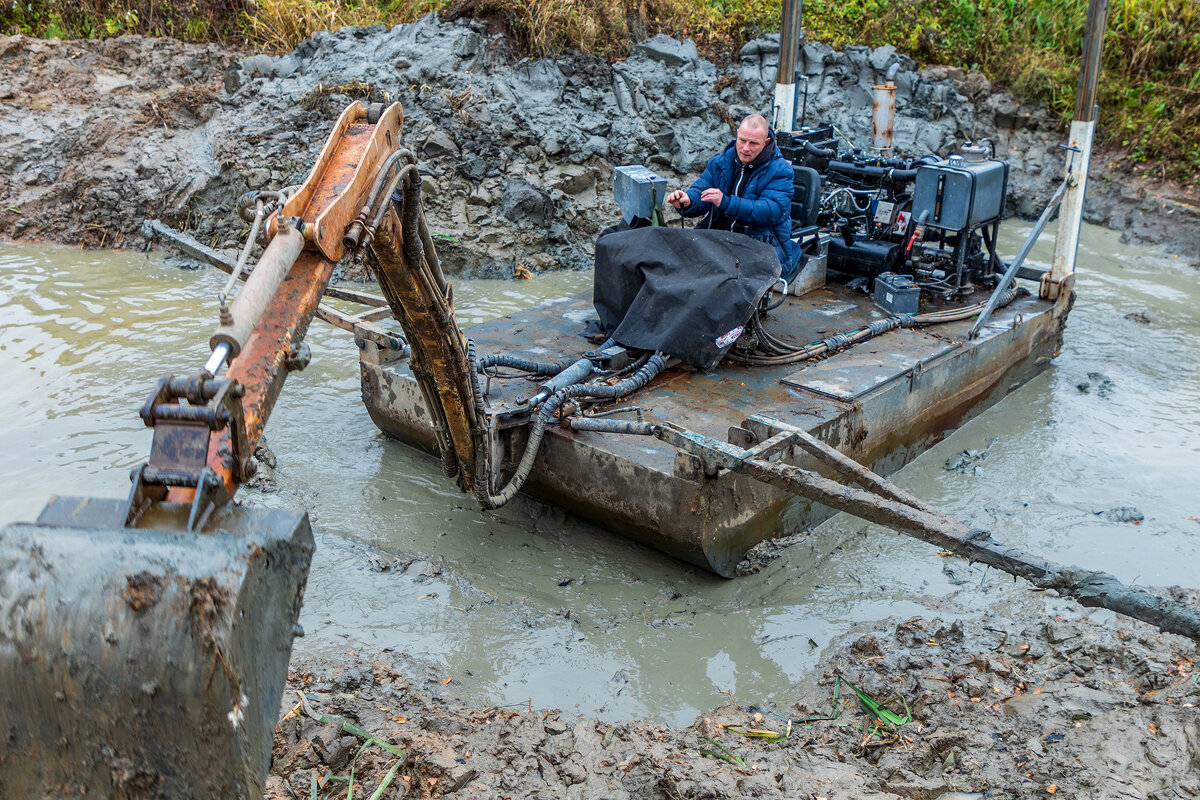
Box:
[269,586,1199,799]
[1,21,1198,272]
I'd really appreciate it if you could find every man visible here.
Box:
[666,114,801,280]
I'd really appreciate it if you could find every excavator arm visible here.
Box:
[0,100,490,799]
[131,101,413,529]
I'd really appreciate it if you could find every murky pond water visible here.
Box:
[2,222,1197,728]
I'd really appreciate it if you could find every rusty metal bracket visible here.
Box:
[125,372,250,529]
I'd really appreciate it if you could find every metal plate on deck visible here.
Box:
[781,329,960,400]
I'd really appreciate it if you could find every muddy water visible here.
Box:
[2,223,1197,728]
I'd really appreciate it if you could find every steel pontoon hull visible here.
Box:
[360,285,1067,576]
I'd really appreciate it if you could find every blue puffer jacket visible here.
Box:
[678,131,801,279]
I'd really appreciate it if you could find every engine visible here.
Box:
[777,125,1010,304]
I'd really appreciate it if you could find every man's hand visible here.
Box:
[666,189,691,210]
[700,188,725,207]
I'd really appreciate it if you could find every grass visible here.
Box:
[2,0,1197,181]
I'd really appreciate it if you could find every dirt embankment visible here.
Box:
[269,587,1199,799]
[1,22,1198,271]
[2,23,1199,800]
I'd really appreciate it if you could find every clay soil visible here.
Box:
[1,32,1197,800]
[266,587,1199,800]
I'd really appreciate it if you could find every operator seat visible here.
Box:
[790,165,821,231]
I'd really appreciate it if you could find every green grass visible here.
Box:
[2,0,1196,182]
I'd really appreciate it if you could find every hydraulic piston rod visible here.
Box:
[210,222,305,359]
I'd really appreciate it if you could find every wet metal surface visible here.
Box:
[0,500,311,796]
[782,328,960,399]
[1,223,1198,728]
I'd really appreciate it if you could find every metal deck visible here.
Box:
[360,283,1067,576]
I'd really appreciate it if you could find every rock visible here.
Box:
[1044,620,1082,643]
[635,34,699,67]
[498,178,553,226]
[5,22,1198,276]
[1098,506,1144,523]
[850,634,884,658]
[422,127,459,158]
[507,58,565,105]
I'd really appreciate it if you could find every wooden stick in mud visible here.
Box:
[655,419,1200,643]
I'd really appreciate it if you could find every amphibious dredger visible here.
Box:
[361,93,1066,578]
[9,2,1199,794]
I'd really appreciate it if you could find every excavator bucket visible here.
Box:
[0,496,313,797]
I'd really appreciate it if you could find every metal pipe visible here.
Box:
[1074,0,1109,124]
[828,160,916,183]
[219,200,266,303]
[1048,0,1109,294]
[566,418,656,436]
[870,66,897,152]
[204,342,232,376]
[969,180,1067,338]
[772,0,803,130]
[209,223,305,358]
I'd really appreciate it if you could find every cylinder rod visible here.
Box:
[209,224,305,358]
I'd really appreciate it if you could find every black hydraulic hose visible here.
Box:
[606,350,652,379]
[760,285,787,312]
[478,353,572,377]
[563,353,667,401]
[364,148,416,218]
[803,141,835,159]
[477,354,668,509]
[750,311,794,356]
[466,338,487,418]
[828,161,918,183]
[728,288,1025,367]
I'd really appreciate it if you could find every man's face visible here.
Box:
[735,124,768,164]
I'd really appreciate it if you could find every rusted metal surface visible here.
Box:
[871,81,896,152]
[781,328,959,399]
[218,251,333,498]
[363,283,1066,575]
[369,200,480,490]
[272,102,405,260]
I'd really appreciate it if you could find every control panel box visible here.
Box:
[614,165,667,225]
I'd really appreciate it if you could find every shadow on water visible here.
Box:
[1,222,1197,727]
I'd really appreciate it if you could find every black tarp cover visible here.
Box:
[593,227,781,370]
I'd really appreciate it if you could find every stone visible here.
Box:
[422,128,460,158]
[498,178,553,226]
[635,34,699,68]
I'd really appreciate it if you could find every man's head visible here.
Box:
[735,115,771,165]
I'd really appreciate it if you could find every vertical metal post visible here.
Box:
[773,0,803,131]
[1046,0,1110,300]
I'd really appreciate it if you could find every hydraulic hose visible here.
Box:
[476,354,668,509]
[478,354,572,377]
[729,287,1023,367]
[803,141,835,159]
[828,160,918,183]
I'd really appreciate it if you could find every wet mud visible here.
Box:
[2,23,1199,269]
[268,586,1200,799]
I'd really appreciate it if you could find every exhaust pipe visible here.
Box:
[871,63,900,154]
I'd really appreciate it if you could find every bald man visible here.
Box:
[666,114,801,279]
